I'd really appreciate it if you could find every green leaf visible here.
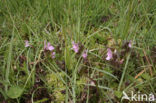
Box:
[114,91,122,98]
[34,98,49,103]
[141,73,150,80]
[7,86,23,99]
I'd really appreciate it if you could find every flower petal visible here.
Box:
[106,48,113,60]
[51,52,56,59]
[72,41,79,53]
[82,50,88,59]
[48,46,54,51]
[47,42,54,51]
[25,40,30,47]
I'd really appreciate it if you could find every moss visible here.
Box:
[76,76,87,95]
[46,72,66,102]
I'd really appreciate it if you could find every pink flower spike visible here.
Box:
[25,40,30,47]
[51,52,56,59]
[72,41,79,53]
[82,50,88,59]
[44,41,54,51]
[128,41,132,48]
[47,42,54,51]
[106,48,113,61]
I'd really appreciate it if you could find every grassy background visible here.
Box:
[0,0,156,102]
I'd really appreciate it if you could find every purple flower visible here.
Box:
[25,40,30,47]
[72,41,79,53]
[44,41,54,51]
[51,52,56,59]
[128,41,132,48]
[106,48,113,60]
[82,50,88,59]
[47,42,54,51]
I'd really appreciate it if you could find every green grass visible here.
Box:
[0,0,156,102]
